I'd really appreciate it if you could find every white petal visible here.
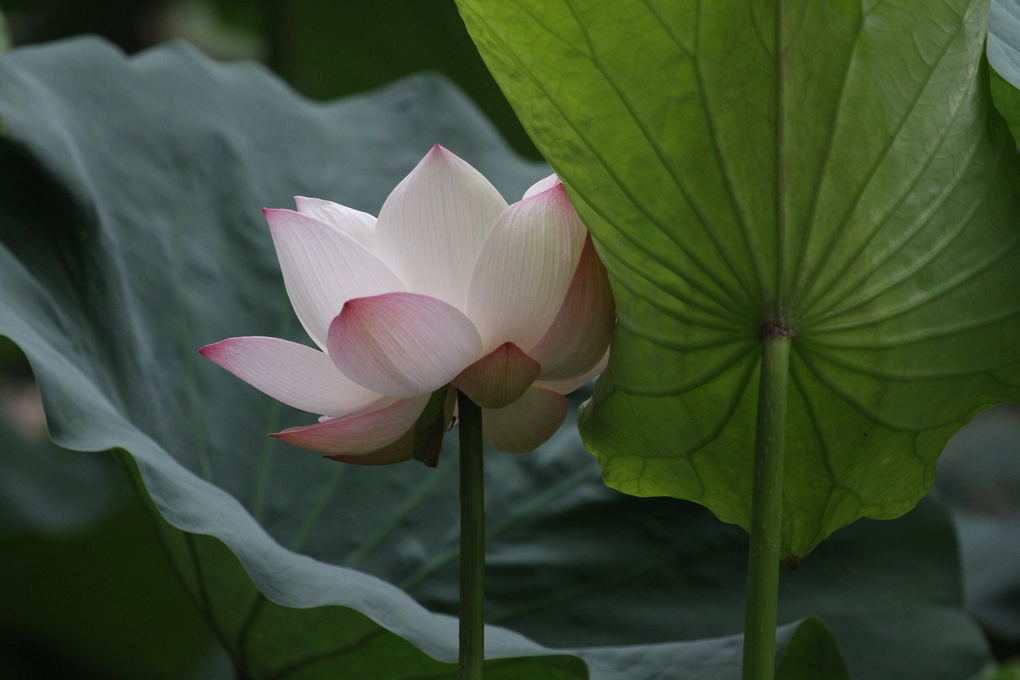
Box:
[523,173,561,198]
[467,183,588,351]
[266,208,405,350]
[294,196,376,250]
[271,394,430,456]
[530,234,615,380]
[327,292,484,398]
[536,349,609,395]
[199,336,382,416]
[482,386,569,453]
[373,145,508,312]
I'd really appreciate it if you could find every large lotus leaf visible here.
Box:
[456,0,1020,559]
[0,392,994,679]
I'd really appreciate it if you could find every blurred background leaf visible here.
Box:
[938,405,1020,663]
[0,0,539,159]
[775,617,849,680]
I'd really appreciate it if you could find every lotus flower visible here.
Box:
[200,145,614,465]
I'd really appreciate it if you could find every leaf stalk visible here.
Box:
[458,390,485,679]
[742,333,792,680]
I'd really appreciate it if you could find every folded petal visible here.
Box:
[271,394,430,456]
[482,386,569,453]
[373,145,508,312]
[536,349,609,395]
[327,292,483,398]
[523,173,561,198]
[266,208,405,350]
[324,427,416,466]
[529,234,615,380]
[199,336,381,416]
[294,196,375,250]
[452,342,541,409]
[467,183,588,352]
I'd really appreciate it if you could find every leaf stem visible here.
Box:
[742,333,792,680]
[458,390,485,680]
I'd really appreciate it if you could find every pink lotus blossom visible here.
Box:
[200,145,614,465]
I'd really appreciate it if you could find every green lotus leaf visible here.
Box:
[456,0,1020,558]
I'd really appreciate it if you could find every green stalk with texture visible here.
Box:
[458,390,485,680]
[742,332,792,680]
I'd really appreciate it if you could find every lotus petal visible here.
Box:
[327,292,483,398]
[199,336,381,416]
[266,208,404,350]
[294,196,375,250]
[271,394,430,455]
[523,173,561,198]
[482,386,569,453]
[467,183,587,351]
[373,145,507,312]
[529,234,615,381]
[452,342,541,408]
[537,350,609,395]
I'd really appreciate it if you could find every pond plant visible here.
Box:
[3,1,1020,679]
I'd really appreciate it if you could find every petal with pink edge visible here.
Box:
[529,234,615,381]
[294,196,375,250]
[324,427,415,466]
[327,292,483,398]
[523,173,561,198]
[271,394,430,456]
[482,386,569,453]
[199,336,382,416]
[266,209,405,350]
[467,183,588,351]
[373,145,507,312]
[536,349,609,395]
[452,342,540,409]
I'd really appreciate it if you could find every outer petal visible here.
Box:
[265,208,405,350]
[327,292,483,398]
[452,342,541,409]
[324,427,415,466]
[271,394,430,456]
[467,183,587,351]
[199,336,381,416]
[373,145,508,312]
[529,234,616,380]
[294,196,375,250]
[523,173,561,198]
[482,386,569,453]
[536,349,609,395]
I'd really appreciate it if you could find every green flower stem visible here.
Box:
[742,333,792,680]
[458,390,485,680]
